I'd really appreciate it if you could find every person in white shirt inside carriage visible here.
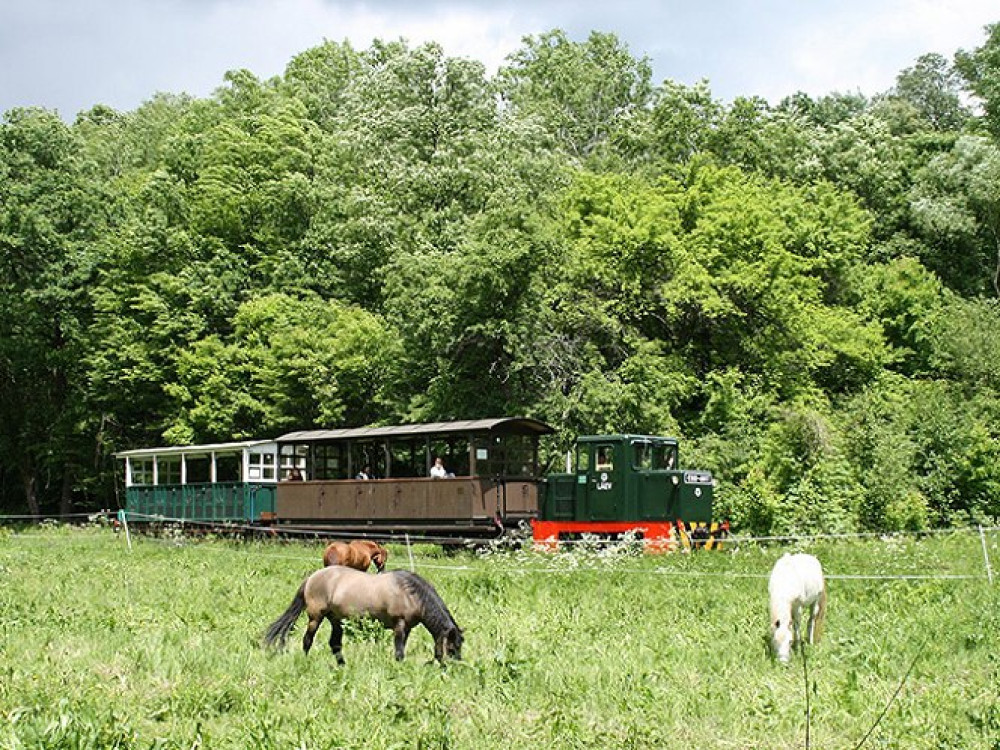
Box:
[430,457,453,479]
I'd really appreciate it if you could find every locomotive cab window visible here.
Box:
[632,441,653,470]
[655,444,677,471]
[632,441,677,471]
[595,445,614,471]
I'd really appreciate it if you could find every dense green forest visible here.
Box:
[3,26,1000,532]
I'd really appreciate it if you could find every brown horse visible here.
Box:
[263,566,463,664]
[322,540,388,572]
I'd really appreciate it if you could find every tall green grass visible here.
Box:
[0,525,997,749]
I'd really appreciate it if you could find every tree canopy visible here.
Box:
[3,25,1000,532]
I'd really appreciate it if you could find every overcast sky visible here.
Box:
[1,0,997,120]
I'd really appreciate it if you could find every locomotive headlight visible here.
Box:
[671,475,679,486]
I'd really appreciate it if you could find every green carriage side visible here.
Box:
[116,440,281,523]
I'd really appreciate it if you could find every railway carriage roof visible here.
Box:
[115,440,277,458]
[579,435,679,443]
[277,417,554,443]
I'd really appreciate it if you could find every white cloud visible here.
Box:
[773,0,996,101]
[0,0,996,117]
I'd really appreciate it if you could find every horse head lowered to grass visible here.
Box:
[263,566,463,664]
[768,552,827,663]
[322,539,389,572]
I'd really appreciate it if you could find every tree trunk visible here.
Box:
[21,464,40,518]
[993,234,1000,298]
[59,464,74,517]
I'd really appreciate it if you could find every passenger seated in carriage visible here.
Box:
[430,457,454,478]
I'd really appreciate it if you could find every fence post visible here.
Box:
[405,533,415,572]
[117,509,133,552]
[979,525,994,585]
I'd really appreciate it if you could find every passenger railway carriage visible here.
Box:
[117,439,281,522]
[272,418,553,535]
[116,418,721,547]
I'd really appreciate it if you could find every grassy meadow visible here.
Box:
[0,524,997,749]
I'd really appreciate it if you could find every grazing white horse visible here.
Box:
[768,553,826,663]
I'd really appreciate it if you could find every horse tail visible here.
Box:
[263,581,307,649]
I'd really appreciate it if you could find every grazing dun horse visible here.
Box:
[322,539,389,572]
[768,553,827,663]
[263,566,463,664]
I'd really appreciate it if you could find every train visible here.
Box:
[116,417,725,549]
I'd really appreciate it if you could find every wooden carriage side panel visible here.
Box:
[486,480,539,516]
[276,478,489,522]
[275,481,325,519]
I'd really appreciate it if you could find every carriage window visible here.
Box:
[248,452,276,481]
[434,439,468,477]
[595,445,614,471]
[502,435,536,476]
[576,445,590,472]
[216,454,240,483]
[473,436,505,477]
[451,440,469,477]
[313,444,346,480]
[156,457,181,485]
[388,439,424,478]
[280,444,309,480]
[471,438,491,477]
[351,441,384,479]
[472,434,536,477]
[130,459,154,486]
[186,456,211,483]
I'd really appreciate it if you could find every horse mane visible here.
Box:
[392,571,459,637]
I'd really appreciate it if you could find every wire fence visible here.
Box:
[2,510,996,584]
[8,508,991,545]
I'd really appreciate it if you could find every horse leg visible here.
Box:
[809,587,827,644]
[791,605,802,654]
[302,615,321,655]
[393,620,411,662]
[807,593,824,644]
[433,631,453,663]
[327,616,345,665]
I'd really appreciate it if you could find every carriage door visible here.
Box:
[585,442,620,521]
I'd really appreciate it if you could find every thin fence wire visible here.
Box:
[9,509,992,547]
[3,515,994,583]
[0,511,109,521]
[4,510,998,547]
